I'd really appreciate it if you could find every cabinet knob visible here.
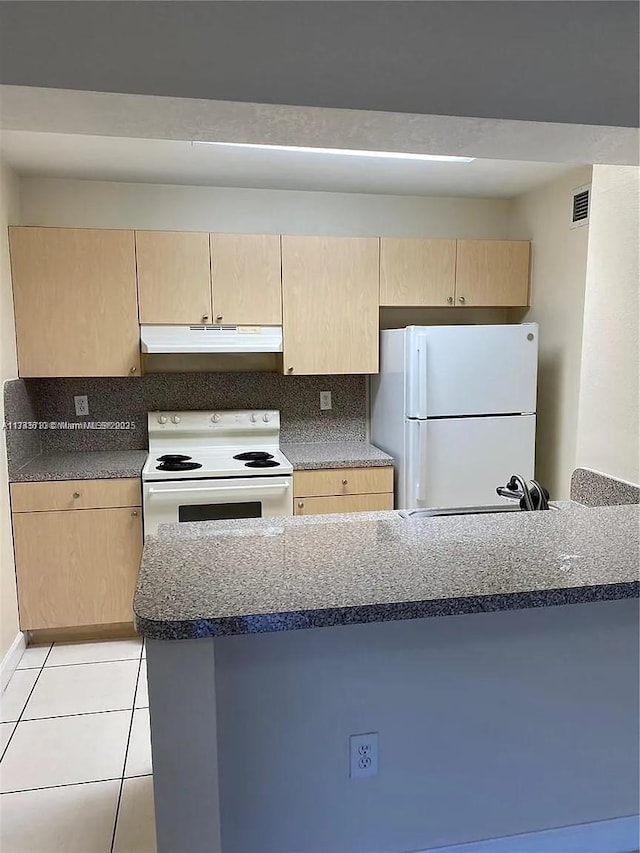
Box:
[446,296,453,304]
[72,491,81,499]
[342,479,348,485]
[458,296,466,304]
[297,501,304,509]
[201,314,209,322]
[131,510,139,517]
[130,366,137,373]
[216,314,223,322]
[287,367,294,374]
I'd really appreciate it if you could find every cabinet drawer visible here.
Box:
[293,467,393,498]
[11,478,141,513]
[294,493,393,516]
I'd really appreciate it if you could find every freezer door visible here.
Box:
[405,414,536,509]
[406,324,538,417]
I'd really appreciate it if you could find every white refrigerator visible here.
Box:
[370,324,539,509]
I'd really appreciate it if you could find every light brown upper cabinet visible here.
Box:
[9,227,140,378]
[455,240,531,307]
[380,239,456,306]
[281,236,379,375]
[210,234,282,325]
[136,231,212,324]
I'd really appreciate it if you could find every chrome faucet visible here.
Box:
[497,474,550,510]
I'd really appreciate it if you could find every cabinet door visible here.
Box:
[294,493,394,515]
[136,231,212,324]
[210,234,282,325]
[281,236,379,375]
[455,240,531,307]
[13,507,143,630]
[9,227,140,377]
[380,238,456,306]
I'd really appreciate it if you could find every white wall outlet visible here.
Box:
[349,732,378,779]
[74,395,89,416]
[320,391,332,411]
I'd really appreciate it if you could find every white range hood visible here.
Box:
[140,325,283,354]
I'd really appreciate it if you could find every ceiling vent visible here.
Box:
[570,184,590,228]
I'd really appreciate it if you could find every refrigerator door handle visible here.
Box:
[408,333,429,419]
[415,420,429,504]
[418,335,428,419]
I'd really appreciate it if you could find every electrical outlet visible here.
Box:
[320,391,332,411]
[74,395,89,417]
[349,732,378,779]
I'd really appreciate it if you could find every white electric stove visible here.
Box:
[142,410,293,534]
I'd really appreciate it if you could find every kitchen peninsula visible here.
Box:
[135,503,639,853]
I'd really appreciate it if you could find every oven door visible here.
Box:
[143,476,293,534]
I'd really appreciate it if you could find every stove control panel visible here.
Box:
[148,410,281,435]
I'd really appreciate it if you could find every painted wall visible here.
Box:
[0,162,21,658]
[147,600,639,853]
[214,601,639,852]
[18,177,513,238]
[577,165,640,485]
[509,167,592,499]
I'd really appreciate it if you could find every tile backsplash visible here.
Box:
[3,374,367,470]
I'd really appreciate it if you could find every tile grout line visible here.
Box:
[19,707,143,723]
[1,772,152,797]
[109,651,144,853]
[39,655,143,669]
[1,776,123,796]
[0,643,53,762]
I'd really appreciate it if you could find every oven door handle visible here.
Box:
[147,483,290,497]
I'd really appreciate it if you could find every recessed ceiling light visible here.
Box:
[191,141,475,163]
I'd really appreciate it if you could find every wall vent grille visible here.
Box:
[571,185,590,228]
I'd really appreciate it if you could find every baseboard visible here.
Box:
[1,632,26,692]
[415,815,640,853]
[27,622,137,645]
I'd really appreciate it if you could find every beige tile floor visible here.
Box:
[0,639,156,853]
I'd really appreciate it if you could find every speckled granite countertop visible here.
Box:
[9,450,148,482]
[134,504,639,639]
[281,441,393,469]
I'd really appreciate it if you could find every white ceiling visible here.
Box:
[0,131,575,198]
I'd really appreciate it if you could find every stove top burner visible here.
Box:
[157,454,192,463]
[244,459,280,469]
[156,461,203,472]
[233,451,275,461]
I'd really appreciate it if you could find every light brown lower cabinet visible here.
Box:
[294,493,394,516]
[11,482,142,631]
[293,466,394,516]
